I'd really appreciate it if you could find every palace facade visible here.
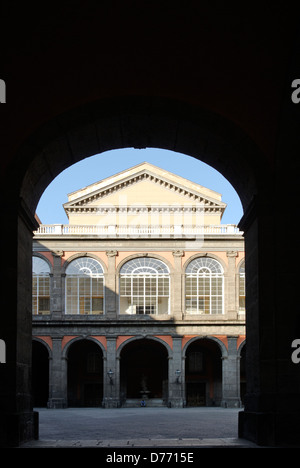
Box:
[32,163,245,409]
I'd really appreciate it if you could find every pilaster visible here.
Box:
[103,335,119,407]
[105,250,118,318]
[168,335,184,407]
[172,250,184,318]
[51,251,64,319]
[226,251,238,319]
[48,336,67,408]
[221,336,241,408]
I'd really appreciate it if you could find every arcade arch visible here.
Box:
[66,338,104,407]
[183,337,224,407]
[119,338,169,407]
[32,339,50,407]
[4,96,275,446]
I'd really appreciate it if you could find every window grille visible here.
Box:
[32,256,50,315]
[120,257,170,315]
[239,261,245,312]
[185,257,224,314]
[65,257,104,314]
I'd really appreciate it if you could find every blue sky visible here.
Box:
[36,148,243,225]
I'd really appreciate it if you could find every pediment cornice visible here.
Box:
[64,168,226,215]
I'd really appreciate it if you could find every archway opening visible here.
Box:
[3,96,264,446]
[120,339,168,407]
[185,339,222,407]
[67,340,103,407]
[32,341,49,407]
[35,148,243,226]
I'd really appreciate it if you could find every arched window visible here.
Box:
[32,256,51,315]
[185,257,224,314]
[239,261,245,313]
[119,257,170,315]
[65,257,104,314]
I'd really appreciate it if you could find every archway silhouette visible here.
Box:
[32,340,50,407]
[120,338,169,406]
[18,97,259,216]
[67,339,104,407]
[184,338,222,407]
[2,95,286,446]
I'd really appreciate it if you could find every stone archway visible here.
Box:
[2,95,294,447]
[184,338,222,407]
[32,340,50,407]
[120,338,169,407]
[66,339,104,407]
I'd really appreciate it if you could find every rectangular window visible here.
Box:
[66,277,104,314]
[136,305,155,315]
[239,274,245,312]
[38,297,50,314]
[92,297,103,313]
[32,276,50,315]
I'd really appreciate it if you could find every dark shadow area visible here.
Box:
[32,340,49,407]
[67,340,103,407]
[185,338,222,407]
[120,338,168,406]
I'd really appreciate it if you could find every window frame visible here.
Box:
[119,257,170,315]
[239,261,246,313]
[32,256,51,315]
[65,257,105,315]
[185,257,224,315]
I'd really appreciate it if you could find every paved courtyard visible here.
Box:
[36,406,240,440]
[19,406,260,447]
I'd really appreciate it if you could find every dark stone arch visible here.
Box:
[66,338,104,407]
[16,96,260,217]
[184,337,223,407]
[1,95,287,447]
[32,339,50,407]
[119,337,169,406]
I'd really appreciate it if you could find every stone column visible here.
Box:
[226,251,238,319]
[221,336,241,408]
[105,250,118,318]
[168,335,184,407]
[51,250,64,319]
[238,194,300,446]
[0,205,38,446]
[172,250,184,318]
[48,336,67,408]
[103,335,119,407]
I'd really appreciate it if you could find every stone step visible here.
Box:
[122,399,166,408]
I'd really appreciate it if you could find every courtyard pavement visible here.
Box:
[20,407,258,448]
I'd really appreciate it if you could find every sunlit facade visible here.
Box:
[32,163,245,408]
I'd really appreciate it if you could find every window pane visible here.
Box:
[119,257,169,315]
[185,257,223,314]
[38,297,50,314]
[65,257,104,314]
[92,297,103,314]
[32,271,50,315]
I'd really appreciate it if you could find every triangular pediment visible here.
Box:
[64,163,226,218]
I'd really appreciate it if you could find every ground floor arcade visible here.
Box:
[32,333,245,409]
